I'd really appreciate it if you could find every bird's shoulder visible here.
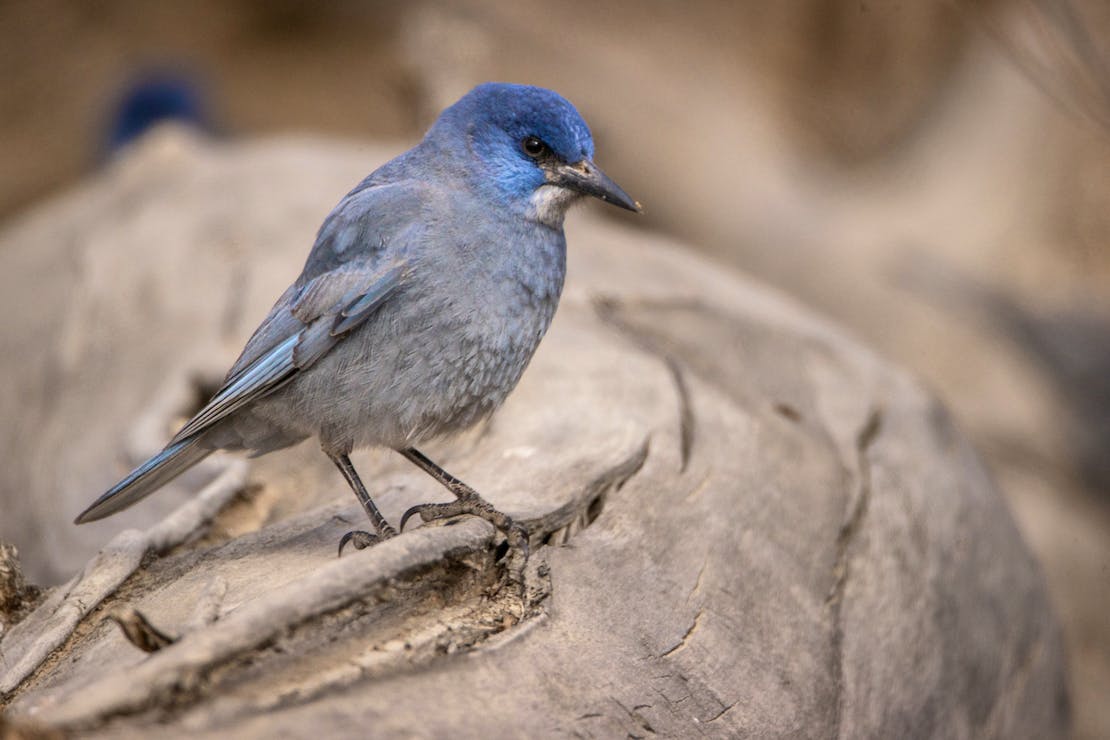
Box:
[223,177,440,381]
[301,175,454,282]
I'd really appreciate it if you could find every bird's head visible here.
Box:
[428,83,640,226]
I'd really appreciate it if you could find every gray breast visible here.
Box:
[233,220,566,453]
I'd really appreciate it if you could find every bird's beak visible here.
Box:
[552,160,642,212]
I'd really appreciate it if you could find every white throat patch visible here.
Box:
[527,185,579,228]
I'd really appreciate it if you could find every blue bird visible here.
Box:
[76,83,640,559]
[105,73,211,156]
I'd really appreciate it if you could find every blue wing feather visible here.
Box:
[170,334,301,442]
[332,262,406,336]
[171,263,403,444]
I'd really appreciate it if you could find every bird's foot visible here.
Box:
[337,526,395,557]
[400,495,525,546]
[400,494,529,575]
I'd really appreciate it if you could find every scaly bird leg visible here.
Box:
[330,452,398,556]
[398,448,529,565]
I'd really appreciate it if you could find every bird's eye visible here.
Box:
[521,136,548,159]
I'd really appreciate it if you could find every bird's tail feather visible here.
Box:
[74,437,212,524]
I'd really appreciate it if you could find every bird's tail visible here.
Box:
[74,437,213,524]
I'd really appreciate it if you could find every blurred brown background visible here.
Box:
[1,0,1107,736]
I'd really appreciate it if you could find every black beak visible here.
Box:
[553,160,641,212]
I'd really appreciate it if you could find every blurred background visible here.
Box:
[0,0,1107,736]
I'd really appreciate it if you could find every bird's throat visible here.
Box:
[526,185,581,229]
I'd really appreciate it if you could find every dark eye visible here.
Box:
[521,136,549,159]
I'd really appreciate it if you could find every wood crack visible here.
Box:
[534,439,650,546]
[826,406,883,739]
[593,296,695,472]
[660,607,706,658]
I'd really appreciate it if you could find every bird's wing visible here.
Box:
[299,179,434,283]
[170,259,406,443]
[169,179,434,444]
[224,180,433,378]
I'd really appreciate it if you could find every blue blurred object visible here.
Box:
[104,73,211,155]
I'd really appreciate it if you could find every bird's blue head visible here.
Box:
[427,83,639,224]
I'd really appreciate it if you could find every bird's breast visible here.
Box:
[414,227,564,417]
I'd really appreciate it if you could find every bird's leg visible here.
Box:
[330,453,398,556]
[398,448,529,564]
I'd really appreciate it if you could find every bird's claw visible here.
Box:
[337,529,381,557]
[399,496,529,563]
[399,500,465,532]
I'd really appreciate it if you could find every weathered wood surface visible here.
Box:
[0,131,1068,738]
